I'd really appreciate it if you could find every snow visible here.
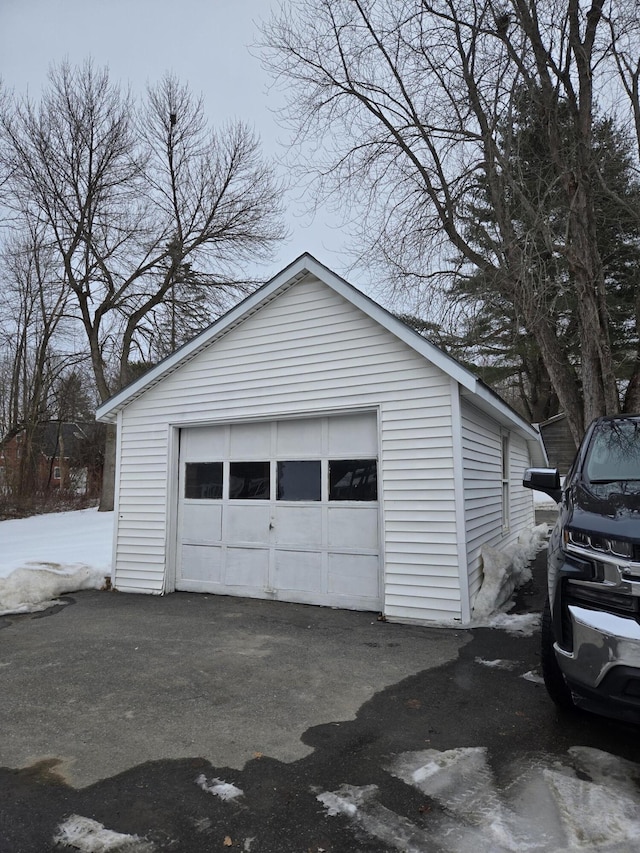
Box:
[317,788,363,818]
[532,489,558,510]
[472,523,548,626]
[521,669,545,684]
[318,746,640,851]
[0,507,113,578]
[53,814,154,852]
[196,774,244,801]
[0,565,108,616]
[474,658,518,670]
[317,785,430,851]
[0,508,113,615]
[482,612,542,636]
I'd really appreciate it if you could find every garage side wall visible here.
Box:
[508,432,537,538]
[460,399,536,604]
[113,274,464,622]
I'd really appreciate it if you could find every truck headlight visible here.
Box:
[564,529,634,560]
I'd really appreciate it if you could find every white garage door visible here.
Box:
[176,413,382,611]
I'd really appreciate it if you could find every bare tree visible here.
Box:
[0,61,286,509]
[0,229,72,497]
[261,0,640,442]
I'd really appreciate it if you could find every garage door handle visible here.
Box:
[269,522,274,530]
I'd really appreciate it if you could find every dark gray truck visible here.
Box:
[524,415,640,722]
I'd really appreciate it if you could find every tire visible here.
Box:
[541,598,575,711]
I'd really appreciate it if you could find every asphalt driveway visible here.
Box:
[3,546,640,852]
[0,588,468,788]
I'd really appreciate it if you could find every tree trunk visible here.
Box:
[566,181,620,424]
[526,315,585,445]
[98,423,117,512]
[525,354,559,424]
[623,288,640,412]
[624,365,640,413]
[499,250,586,442]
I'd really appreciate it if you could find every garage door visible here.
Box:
[176,413,381,611]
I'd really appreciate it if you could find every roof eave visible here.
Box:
[95,254,540,462]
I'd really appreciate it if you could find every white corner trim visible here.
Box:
[109,410,123,589]
[450,379,471,624]
[163,425,181,594]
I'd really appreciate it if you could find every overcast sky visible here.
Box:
[0,0,363,286]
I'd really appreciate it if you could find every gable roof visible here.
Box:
[96,253,545,463]
[2,422,90,459]
[35,422,87,458]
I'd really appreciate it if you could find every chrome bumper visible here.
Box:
[556,605,640,689]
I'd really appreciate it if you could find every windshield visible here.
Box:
[585,419,640,483]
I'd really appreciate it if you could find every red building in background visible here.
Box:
[0,422,103,497]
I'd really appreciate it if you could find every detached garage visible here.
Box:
[97,254,546,625]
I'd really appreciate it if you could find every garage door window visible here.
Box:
[329,459,378,501]
[277,460,321,501]
[185,462,223,499]
[229,461,270,499]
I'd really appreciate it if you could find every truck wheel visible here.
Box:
[541,598,575,711]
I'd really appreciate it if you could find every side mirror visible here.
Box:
[523,467,562,504]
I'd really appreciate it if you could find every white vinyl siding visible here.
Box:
[461,400,535,605]
[461,400,502,594]
[112,420,169,592]
[508,431,536,536]
[114,274,460,622]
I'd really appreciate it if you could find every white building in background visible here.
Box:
[97,254,546,625]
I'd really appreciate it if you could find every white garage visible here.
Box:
[97,254,546,625]
[177,414,381,610]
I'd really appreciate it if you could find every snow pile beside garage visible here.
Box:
[0,508,112,615]
[472,523,549,626]
[0,565,107,616]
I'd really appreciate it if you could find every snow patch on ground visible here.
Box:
[317,787,364,818]
[317,785,432,851]
[53,814,155,851]
[482,612,542,636]
[0,507,113,578]
[318,746,640,852]
[196,774,244,801]
[0,508,112,614]
[474,658,519,670]
[521,669,545,684]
